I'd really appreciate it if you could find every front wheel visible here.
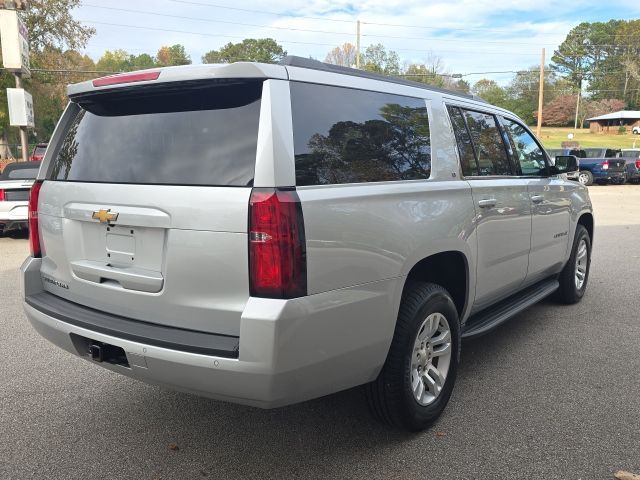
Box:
[556,225,591,304]
[578,170,594,186]
[366,282,460,431]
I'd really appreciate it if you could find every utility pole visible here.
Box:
[536,48,545,138]
[14,73,28,162]
[574,87,581,131]
[356,20,361,69]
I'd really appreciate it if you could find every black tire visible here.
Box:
[556,225,591,304]
[366,282,460,431]
[578,170,594,186]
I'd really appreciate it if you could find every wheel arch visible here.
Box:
[577,211,594,244]
[401,250,470,321]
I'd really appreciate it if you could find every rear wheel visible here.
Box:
[556,225,591,304]
[366,282,460,431]
[578,170,593,186]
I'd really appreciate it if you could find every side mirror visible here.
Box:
[553,155,578,174]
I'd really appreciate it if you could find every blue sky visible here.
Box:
[74,1,640,84]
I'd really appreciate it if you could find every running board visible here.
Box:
[462,279,559,339]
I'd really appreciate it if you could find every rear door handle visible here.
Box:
[478,199,497,208]
[531,195,544,204]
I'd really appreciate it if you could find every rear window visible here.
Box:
[622,150,640,159]
[583,148,604,158]
[5,168,38,179]
[48,81,263,186]
[291,82,431,186]
[33,146,46,156]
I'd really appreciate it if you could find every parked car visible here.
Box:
[632,126,640,135]
[571,148,626,186]
[29,143,48,162]
[620,149,640,183]
[0,161,40,234]
[21,57,593,431]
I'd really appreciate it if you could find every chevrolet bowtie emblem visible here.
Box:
[92,209,119,224]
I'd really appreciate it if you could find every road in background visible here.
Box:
[1,186,639,480]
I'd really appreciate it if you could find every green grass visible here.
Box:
[537,127,640,149]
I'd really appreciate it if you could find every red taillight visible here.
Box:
[28,181,43,257]
[602,160,609,170]
[92,71,160,87]
[0,189,4,201]
[248,188,306,299]
[635,160,640,169]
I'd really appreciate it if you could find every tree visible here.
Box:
[472,79,509,108]
[362,44,400,75]
[551,23,593,91]
[324,43,357,67]
[582,98,625,127]
[24,0,95,52]
[0,0,95,158]
[540,95,577,126]
[156,44,191,66]
[96,49,132,72]
[202,38,286,64]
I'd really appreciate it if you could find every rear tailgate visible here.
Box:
[37,79,264,336]
[607,158,626,172]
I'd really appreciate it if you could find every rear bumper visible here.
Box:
[0,204,28,231]
[21,257,399,408]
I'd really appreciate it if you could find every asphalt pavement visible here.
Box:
[1,186,639,480]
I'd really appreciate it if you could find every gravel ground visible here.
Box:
[1,185,639,480]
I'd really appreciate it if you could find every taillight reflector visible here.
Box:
[28,181,43,257]
[92,71,160,87]
[248,188,306,299]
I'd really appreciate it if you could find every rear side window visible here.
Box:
[447,106,478,177]
[291,82,431,186]
[462,110,512,176]
[49,81,263,186]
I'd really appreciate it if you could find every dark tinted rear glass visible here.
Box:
[49,81,262,186]
[583,148,604,158]
[462,110,512,176]
[291,82,431,186]
[33,146,46,155]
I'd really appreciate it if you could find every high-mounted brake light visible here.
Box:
[28,181,43,258]
[92,71,161,87]
[602,160,609,170]
[248,188,306,299]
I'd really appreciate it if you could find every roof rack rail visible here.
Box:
[278,56,485,102]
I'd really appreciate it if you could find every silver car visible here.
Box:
[21,58,593,431]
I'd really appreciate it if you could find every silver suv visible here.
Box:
[21,57,593,431]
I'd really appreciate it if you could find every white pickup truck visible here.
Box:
[0,161,40,235]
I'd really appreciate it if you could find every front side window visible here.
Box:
[462,110,512,176]
[291,82,431,186]
[502,118,547,176]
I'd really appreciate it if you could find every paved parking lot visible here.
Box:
[1,186,639,480]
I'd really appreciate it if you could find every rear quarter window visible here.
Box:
[48,80,263,186]
[291,82,431,186]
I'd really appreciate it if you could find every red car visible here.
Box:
[29,143,48,162]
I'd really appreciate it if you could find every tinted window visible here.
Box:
[33,146,47,155]
[447,106,478,176]
[462,110,512,176]
[621,150,640,159]
[8,168,38,179]
[502,119,547,176]
[605,149,621,158]
[49,81,262,186]
[291,82,431,186]
[583,148,604,158]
